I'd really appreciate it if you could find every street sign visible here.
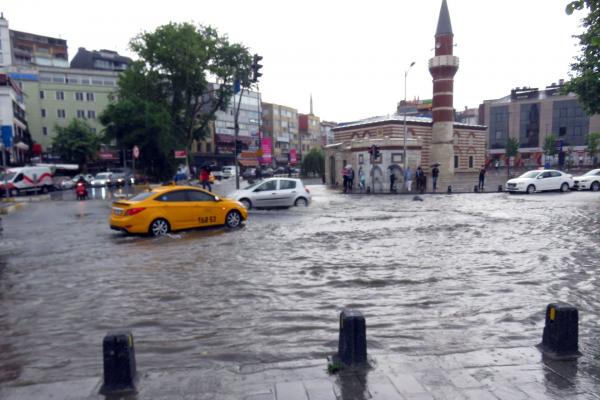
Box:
[174,150,187,159]
[133,145,140,159]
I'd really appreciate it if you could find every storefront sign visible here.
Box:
[260,137,272,164]
[290,148,297,164]
[174,150,187,159]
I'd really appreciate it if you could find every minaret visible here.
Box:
[429,0,459,176]
[310,93,313,115]
[0,13,13,68]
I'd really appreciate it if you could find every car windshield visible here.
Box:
[0,171,16,181]
[519,171,541,179]
[583,169,600,176]
[129,191,156,201]
[243,180,264,190]
[96,173,111,179]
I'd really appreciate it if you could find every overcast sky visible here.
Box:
[2,0,585,123]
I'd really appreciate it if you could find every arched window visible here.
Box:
[468,155,474,168]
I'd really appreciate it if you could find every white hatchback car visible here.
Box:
[505,169,573,194]
[573,168,600,191]
[228,177,311,209]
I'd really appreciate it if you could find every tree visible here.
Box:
[301,148,325,177]
[565,1,600,114]
[505,137,519,178]
[587,131,600,165]
[543,134,558,157]
[100,99,175,181]
[52,119,100,170]
[100,22,254,180]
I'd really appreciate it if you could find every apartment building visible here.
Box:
[298,113,320,157]
[261,102,299,166]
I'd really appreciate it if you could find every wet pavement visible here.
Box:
[1,184,600,398]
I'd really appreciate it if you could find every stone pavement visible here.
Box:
[2,346,599,399]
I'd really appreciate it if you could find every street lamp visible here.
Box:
[403,61,416,181]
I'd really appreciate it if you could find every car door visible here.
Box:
[252,180,279,207]
[154,189,195,230]
[186,189,223,227]
[538,171,552,191]
[277,179,298,206]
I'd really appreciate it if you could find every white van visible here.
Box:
[222,165,237,178]
[0,166,54,196]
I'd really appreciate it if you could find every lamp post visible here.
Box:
[403,61,416,180]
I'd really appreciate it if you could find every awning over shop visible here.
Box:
[239,159,258,167]
[215,134,253,144]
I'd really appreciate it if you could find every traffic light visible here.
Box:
[251,54,263,83]
[374,146,381,159]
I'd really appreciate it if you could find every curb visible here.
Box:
[0,202,25,215]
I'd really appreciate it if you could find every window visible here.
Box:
[187,190,215,202]
[489,106,509,149]
[77,110,85,118]
[39,90,45,99]
[56,91,64,100]
[42,127,48,136]
[57,109,66,118]
[41,109,46,118]
[156,190,188,202]
[87,110,96,119]
[75,92,84,101]
[454,155,459,168]
[279,180,296,190]
[468,156,474,168]
[86,92,95,101]
[255,181,277,192]
[519,103,540,147]
[552,100,589,146]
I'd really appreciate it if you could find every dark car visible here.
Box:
[260,167,274,177]
[242,168,256,180]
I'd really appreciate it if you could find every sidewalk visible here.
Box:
[1,346,597,399]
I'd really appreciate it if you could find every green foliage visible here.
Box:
[301,148,325,176]
[100,99,176,181]
[51,119,100,169]
[564,1,600,114]
[505,137,520,158]
[100,22,253,180]
[543,134,558,156]
[586,131,600,158]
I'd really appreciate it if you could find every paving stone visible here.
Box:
[303,379,336,400]
[446,370,484,389]
[365,375,404,400]
[462,388,498,400]
[426,385,468,400]
[388,373,428,395]
[275,381,308,400]
[490,386,529,400]
[333,373,371,400]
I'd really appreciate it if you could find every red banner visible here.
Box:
[99,151,118,161]
[174,150,187,159]
[260,137,272,164]
[290,148,297,165]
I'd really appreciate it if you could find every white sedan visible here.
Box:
[573,169,600,191]
[505,169,573,194]
[227,177,311,209]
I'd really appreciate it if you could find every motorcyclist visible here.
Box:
[75,176,88,200]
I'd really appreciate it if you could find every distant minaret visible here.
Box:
[310,93,313,115]
[429,0,459,175]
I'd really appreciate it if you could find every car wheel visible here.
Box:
[149,218,170,236]
[225,210,242,228]
[591,181,600,192]
[560,182,569,193]
[9,188,18,197]
[526,185,535,194]
[240,198,252,210]
[295,197,308,207]
[41,185,49,194]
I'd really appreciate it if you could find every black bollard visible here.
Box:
[338,309,367,366]
[498,184,503,192]
[539,303,581,360]
[447,185,452,194]
[474,185,479,193]
[100,331,137,394]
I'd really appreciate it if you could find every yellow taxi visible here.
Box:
[109,185,248,236]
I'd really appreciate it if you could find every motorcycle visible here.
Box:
[75,182,88,200]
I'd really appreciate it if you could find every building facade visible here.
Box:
[9,29,68,68]
[70,48,131,71]
[320,120,337,146]
[262,102,299,166]
[0,73,28,164]
[482,84,600,167]
[11,66,118,150]
[298,113,320,157]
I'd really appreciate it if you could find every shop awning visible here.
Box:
[239,159,258,167]
[215,134,253,144]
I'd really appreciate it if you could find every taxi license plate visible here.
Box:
[113,207,124,216]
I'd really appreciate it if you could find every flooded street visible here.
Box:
[1,186,600,389]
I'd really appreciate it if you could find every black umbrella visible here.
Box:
[431,162,441,167]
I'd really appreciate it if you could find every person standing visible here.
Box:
[348,167,355,192]
[478,164,486,191]
[358,167,366,192]
[431,165,439,192]
[389,167,396,193]
[341,166,349,193]
[200,166,212,192]
[415,166,424,192]
[404,166,413,192]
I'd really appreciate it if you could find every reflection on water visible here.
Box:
[1,188,600,387]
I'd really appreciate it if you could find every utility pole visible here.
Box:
[403,61,416,185]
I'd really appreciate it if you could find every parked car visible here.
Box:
[227,177,311,209]
[505,169,573,194]
[112,172,135,187]
[274,166,287,175]
[222,165,237,179]
[90,172,113,187]
[260,167,274,177]
[209,166,223,180]
[110,185,248,235]
[572,168,600,191]
[60,174,94,190]
[242,168,256,180]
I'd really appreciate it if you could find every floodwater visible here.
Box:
[1,186,600,388]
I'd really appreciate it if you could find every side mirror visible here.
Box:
[214,196,221,202]
[537,176,543,179]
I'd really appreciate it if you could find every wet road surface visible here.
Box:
[1,186,600,393]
